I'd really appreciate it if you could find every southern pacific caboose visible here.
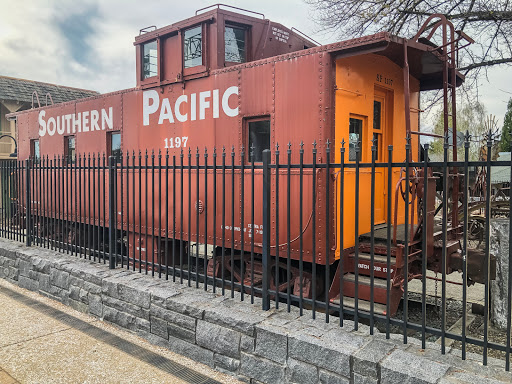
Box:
[9,5,473,315]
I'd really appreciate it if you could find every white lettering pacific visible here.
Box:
[38,107,113,137]
[143,86,239,126]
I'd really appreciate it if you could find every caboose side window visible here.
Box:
[31,139,40,163]
[64,136,76,163]
[349,117,362,162]
[108,132,122,162]
[184,26,202,68]
[247,118,270,162]
[225,25,246,63]
[142,40,158,79]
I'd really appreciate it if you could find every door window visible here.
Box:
[349,117,362,161]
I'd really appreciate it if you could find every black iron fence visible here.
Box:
[0,132,511,370]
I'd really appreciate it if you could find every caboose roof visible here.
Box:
[325,32,465,91]
[209,31,464,92]
[0,75,99,105]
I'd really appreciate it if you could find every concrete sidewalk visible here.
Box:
[0,279,241,384]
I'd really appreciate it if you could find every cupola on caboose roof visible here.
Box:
[133,4,318,88]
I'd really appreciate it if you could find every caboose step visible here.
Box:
[331,296,388,316]
[343,273,388,289]
[341,273,402,315]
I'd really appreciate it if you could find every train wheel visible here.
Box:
[207,255,317,299]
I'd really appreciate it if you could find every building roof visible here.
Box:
[0,75,98,106]
[491,152,511,185]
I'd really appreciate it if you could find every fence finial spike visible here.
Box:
[276,142,279,151]
[288,141,291,150]
[326,139,330,149]
[341,138,345,148]
[300,140,304,149]
[313,140,317,148]
[223,145,226,153]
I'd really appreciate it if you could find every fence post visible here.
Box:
[262,149,271,310]
[108,156,116,269]
[25,159,31,247]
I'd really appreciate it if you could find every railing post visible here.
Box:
[108,156,116,269]
[262,149,271,310]
[25,159,31,247]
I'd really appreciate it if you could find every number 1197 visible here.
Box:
[164,136,188,149]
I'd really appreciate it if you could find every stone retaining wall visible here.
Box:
[490,218,511,330]
[0,239,510,383]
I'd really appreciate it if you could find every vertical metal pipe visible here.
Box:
[103,154,106,263]
[126,151,130,269]
[152,150,155,276]
[250,145,255,303]
[275,144,280,308]
[77,154,80,258]
[370,139,376,334]
[354,139,360,330]
[441,134,449,353]
[180,150,184,283]
[188,148,192,286]
[165,150,169,279]
[262,149,272,311]
[25,159,31,246]
[422,144,429,349]
[145,150,149,274]
[92,155,96,261]
[213,148,217,292]
[196,148,200,287]
[87,154,91,257]
[172,153,176,280]
[287,143,291,312]
[312,141,317,319]
[325,140,331,323]
[230,146,235,297]
[132,152,136,270]
[404,135,410,344]
[339,141,345,326]
[120,152,124,267]
[386,145,393,338]
[108,156,116,269]
[139,151,142,273]
[221,147,226,295]
[462,133,469,360]
[158,151,162,277]
[239,147,244,299]
[483,132,492,365]
[204,148,208,290]
[299,142,304,315]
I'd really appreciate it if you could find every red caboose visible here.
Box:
[9,5,467,313]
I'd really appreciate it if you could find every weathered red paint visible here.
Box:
[9,7,459,268]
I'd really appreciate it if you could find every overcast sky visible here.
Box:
[1,0,510,126]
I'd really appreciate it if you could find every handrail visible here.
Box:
[291,27,321,46]
[31,91,41,109]
[196,4,264,18]
[139,26,157,35]
[45,93,53,106]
